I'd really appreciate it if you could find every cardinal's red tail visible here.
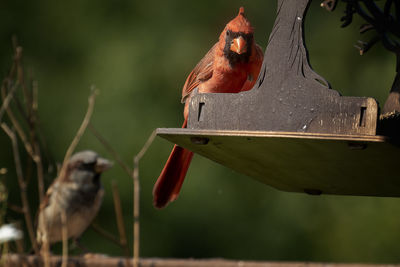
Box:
[153,119,193,208]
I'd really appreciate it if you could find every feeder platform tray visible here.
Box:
[157,128,399,198]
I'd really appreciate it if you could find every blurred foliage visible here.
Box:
[0,0,399,263]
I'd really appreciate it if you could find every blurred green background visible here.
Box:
[1,0,399,263]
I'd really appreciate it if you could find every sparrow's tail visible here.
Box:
[153,119,194,208]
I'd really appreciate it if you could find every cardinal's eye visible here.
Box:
[226,30,231,36]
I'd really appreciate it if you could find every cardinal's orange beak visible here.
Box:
[230,36,247,54]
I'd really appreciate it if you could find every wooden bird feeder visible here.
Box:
[158,0,400,197]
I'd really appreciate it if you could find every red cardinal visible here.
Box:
[153,7,263,208]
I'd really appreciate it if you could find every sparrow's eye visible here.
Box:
[79,161,96,171]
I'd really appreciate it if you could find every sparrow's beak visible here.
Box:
[230,36,247,55]
[95,157,113,173]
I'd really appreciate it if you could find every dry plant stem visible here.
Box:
[91,223,123,247]
[33,142,45,203]
[1,242,9,266]
[0,46,35,159]
[14,46,31,123]
[111,180,130,257]
[13,46,32,121]
[132,158,140,267]
[14,221,27,267]
[0,123,39,254]
[29,80,45,203]
[58,87,98,180]
[1,47,45,202]
[89,123,133,176]
[61,210,68,267]
[42,237,50,267]
[1,82,35,160]
[14,222,24,254]
[7,203,24,214]
[133,130,157,267]
[0,80,18,122]
[86,125,133,255]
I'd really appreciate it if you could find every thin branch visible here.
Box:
[11,96,30,125]
[42,237,50,267]
[15,46,32,121]
[135,130,157,161]
[132,158,140,267]
[58,87,98,181]
[132,130,157,267]
[61,210,68,267]
[32,80,38,113]
[33,142,45,203]
[111,180,130,258]
[89,123,133,176]
[1,123,39,254]
[28,80,45,203]
[0,80,18,123]
[91,223,123,248]
[3,44,46,205]
[14,221,25,256]
[1,81,35,160]
[7,203,24,214]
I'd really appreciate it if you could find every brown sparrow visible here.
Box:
[36,150,112,246]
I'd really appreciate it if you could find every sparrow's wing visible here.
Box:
[181,43,216,103]
[39,183,55,211]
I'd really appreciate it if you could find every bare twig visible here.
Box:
[61,210,68,267]
[89,123,134,261]
[0,80,18,123]
[90,223,122,247]
[14,46,29,108]
[89,123,133,176]
[7,203,24,214]
[111,180,130,258]
[32,81,38,113]
[33,142,45,203]
[28,80,45,203]
[1,45,36,161]
[132,158,140,267]
[58,87,98,181]
[135,130,157,161]
[1,80,35,160]
[1,123,39,254]
[42,238,50,267]
[14,221,25,255]
[2,44,45,203]
[133,130,157,267]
